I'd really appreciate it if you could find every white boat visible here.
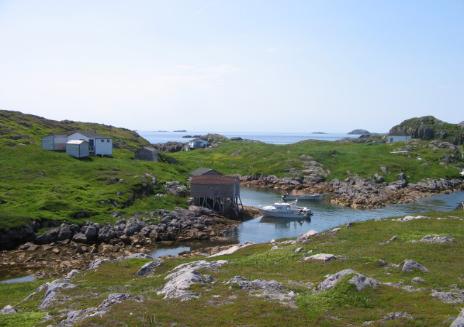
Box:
[261,202,312,219]
[282,193,322,201]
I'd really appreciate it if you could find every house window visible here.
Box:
[101,139,104,143]
[107,139,110,143]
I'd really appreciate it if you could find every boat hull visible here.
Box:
[261,210,312,219]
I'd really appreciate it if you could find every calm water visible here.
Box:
[0,275,35,284]
[151,188,464,257]
[139,131,358,145]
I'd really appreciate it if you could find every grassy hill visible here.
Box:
[0,110,189,230]
[172,139,463,183]
[2,209,464,326]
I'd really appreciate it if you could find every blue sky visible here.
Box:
[0,0,463,132]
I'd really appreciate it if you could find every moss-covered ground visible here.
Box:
[2,210,463,326]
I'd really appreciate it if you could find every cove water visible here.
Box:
[151,188,464,257]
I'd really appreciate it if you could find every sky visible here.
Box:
[0,0,463,133]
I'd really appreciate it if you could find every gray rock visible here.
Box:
[0,305,17,314]
[57,224,74,241]
[420,234,454,244]
[317,269,378,292]
[304,253,336,262]
[83,224,98,243]
[58,293,141,326]
[451,309,464,327]
[39,279,76,309]
[411,277,425,284]
[97,225,116,242]
[72,232,88,244]
[297,230,318,242]
[383,312,414,321]
[124,218,145,236]
[402,259,429,273]
[65,269,80,279]
[157,260,227,301]
[431,289,464,304]
[136,259,162,276]
[227,276,296,307]
[88,258,110,270]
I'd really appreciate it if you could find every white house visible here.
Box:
[66,140,89,158]
[42,135,67,151]
[386,135,412,143]
[188,139,208,149]
[67,132,113,156]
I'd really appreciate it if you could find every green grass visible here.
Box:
[172,139,463,182]
[3,210,463,326]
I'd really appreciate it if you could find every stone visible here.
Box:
[136,259,162,276]
[209,243,254,257]
[124,218,145,236]
[58,293,141,326]
[226,276,296,307]
[317,269,378,292]
[294,247,303,254]
[304,253,336,262]
[411,277,425,284]
[97,225,116,242]
[401,259,429,273]
[420,234,454,244]
[39,279,76,309]
[157,260,227,301]
[72,233,88,244]
[83,224,98,243]
[57,224,74,241]
[394,215,427,222]
[0,305,17,314]
[88,258,110,270]
[297,230,318,242]
[383,312,414,321]
[431,289,464,304]
[451,309,464,327]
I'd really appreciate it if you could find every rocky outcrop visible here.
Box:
[226,276,296,307]
[58,293,143,327]
[432,289,464,304]
[317,269,379,292]
[389,116,464,144]
[0,305,17,314]
[401,259,429,273]
[420,235,454,244]
[136,259,162,276]
[209,243,254,257]
[348,129,370,135]
[450,308,464,327]
[303,253,337,262]
[0,224,36,250]
[39,276,76,309]
[157,260,227,301]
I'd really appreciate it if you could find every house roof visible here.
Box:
[139,146,158,152]
[67,139,88,145]
[191,175,239,185]
[190,168,220,176]
[71,131,111,139]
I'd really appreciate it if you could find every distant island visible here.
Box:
[311,131,327,134]
[173,129,187,133]
[348,129,370,135]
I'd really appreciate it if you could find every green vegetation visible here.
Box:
[2,210,463,326]
[172,139,463,182]
[1,110,463,230]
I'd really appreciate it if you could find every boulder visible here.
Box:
[297,230,318,242]
[124,218,145,236]
[157,260,227,301]
[304,253,337,262]
[136,259,162,276]
[39,278,76,309]
[226,276,296,307]
[83,224,98,243]
[317,269,378,292]
[72,233,88,244]
[420,235,454,244]
[401,259,429,273]
[431,289,464,304]
[97,225,116,242]
[451,309,464,327]
[57,224,74,241]
[383,312,414,321]
[0,305,17,314]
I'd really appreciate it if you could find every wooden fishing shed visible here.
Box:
[190,175,242,216]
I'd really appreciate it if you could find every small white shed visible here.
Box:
[67,132,112,156]
[66,140,89,158]
[42,135,67,151]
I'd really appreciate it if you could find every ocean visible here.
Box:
[138,131,358,145]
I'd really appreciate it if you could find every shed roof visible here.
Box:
[71,131,111,139]
[139,146,158,152]
[191,175,239,185]
[67,140,88,145]
[190,167,220,176]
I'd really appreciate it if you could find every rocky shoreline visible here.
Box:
[0,206,263,277]
[241,175,464,209]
